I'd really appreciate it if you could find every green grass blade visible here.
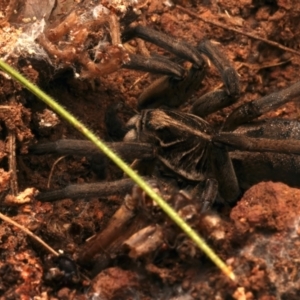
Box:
[0,59,235,280]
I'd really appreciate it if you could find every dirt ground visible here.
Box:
[1,0,300,299]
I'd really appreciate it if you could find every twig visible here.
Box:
[129,72,149,90]
[0,212,59,256]
[240,59,292,71]
[79,186,141,263]
[7,130,18,195]
[7,96,18,196]
[0,211,91,282]
[137,13,151,57]
[176,5,300,57]
[47,156,66,188]
[0,0,17,27]
[212,60,291,91]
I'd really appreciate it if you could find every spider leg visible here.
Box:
[199,178,219,212]
[198,40,240,96]
[123,26,239,110]
[223,81,300,131]
[36,178,136,202]
[214,132,300,155]
[122,25,204,67]
[190,89,233,117]
[232,119,300,140]
[123,53,185,77]
[31,140,155,201]
[210,144,240,204]
[123,25,207,109]
[190,40,240,117]
[137,67,205,109]
[224,113,300,154]
[188,179,219,212]
[230,120,300,189]
[30,140,155,162]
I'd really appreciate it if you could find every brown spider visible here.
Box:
[30,15,300,266]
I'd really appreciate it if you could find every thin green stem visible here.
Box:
[0,59,235,280]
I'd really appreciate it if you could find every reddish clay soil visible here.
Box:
[1,0,300,299]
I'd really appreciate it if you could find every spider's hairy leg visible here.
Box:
[122,25,205,67]
[199,178,219,212]
[122,25,207,109]
[122,24,198,78]
[30,140,155,162]
[198,40,240,97]
[36,178,136,202]
[223,81,300,131]
[137,66,206,109]
[191,89,234,117]
[230,119,300,189]
[182,179,219,212]
[191,40,240,117]
[215,118,300,159]
[123,53,186,78]
[210,144,240,204]
[123,26,240,112]
[214,132,300,155]
[232,119,300,140]
[31,140,155,201]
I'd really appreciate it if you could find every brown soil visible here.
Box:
[1,0,300,299]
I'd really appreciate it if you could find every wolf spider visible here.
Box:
[33,24,300,200]
[31,23,300,264]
